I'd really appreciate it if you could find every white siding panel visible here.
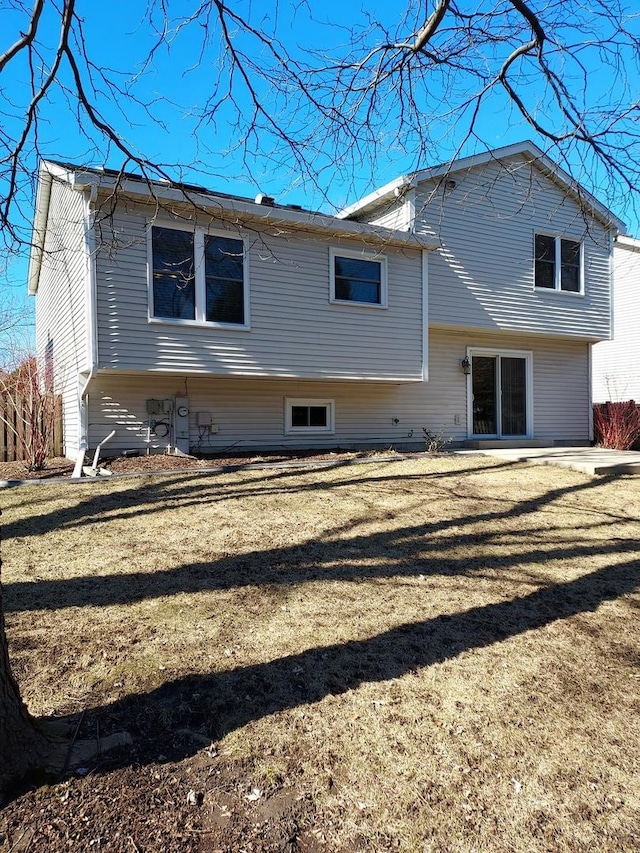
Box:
[34,179,88,454]
[95,211,425,380]
[87,329,590,453]
[592,242,640,402]
[368,198,409,231]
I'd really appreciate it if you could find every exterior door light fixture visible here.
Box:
[461,356,471,375]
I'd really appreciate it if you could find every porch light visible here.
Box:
[461,356,471,375]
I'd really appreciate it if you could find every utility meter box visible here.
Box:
[146,398,173,415]
[173,396,190,453]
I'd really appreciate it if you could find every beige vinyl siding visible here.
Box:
[94,209,424,380]
[87,329,590,453]
[427,329,590,444]
[88,374,420,454]
[407,155,612,339]
[367,197,410,231]
[34,179,89,454]
[592,241,640,402]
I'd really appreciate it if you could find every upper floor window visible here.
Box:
[329,247,388,307]
[151,225,248,326]
[534,234,582,293]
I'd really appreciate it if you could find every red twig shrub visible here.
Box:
[593,401,640,450]
[0,356,59,470]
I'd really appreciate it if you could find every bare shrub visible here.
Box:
[593,401,640,450]
[0,355,59,470]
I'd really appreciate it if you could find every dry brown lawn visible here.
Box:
[1,454,639,852]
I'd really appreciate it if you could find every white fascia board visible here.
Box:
[336,174,414,220]
[91,173,438,252]
[28,161,86,295]
[615,234,640,252]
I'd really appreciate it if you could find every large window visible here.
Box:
[330,248,387,307]
[285,398,335,434]
[151,225,248,326]
[534,234,582,293]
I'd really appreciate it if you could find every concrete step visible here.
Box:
[463,439,551,450]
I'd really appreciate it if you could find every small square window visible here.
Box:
[534,234,583,293]
[285,398,335,434]
[330,248,387,307]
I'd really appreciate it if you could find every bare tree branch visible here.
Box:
[0,0,639,250]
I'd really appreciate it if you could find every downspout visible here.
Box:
[588,343,594,444]
[421,249,429,382]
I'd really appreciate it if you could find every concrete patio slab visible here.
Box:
[460,446,640,475]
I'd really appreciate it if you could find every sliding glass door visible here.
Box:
[470,351,530,438]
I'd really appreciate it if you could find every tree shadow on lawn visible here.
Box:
[2,456,521,542]
[4,463,640,785]
[3,467,636,614]
[41,555,640,772]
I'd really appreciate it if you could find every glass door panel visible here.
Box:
[472,356,497,435]
[500,357,527,436]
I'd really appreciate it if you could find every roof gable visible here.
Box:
[338,141,625,233]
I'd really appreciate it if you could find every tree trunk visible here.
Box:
[0,518,50,799]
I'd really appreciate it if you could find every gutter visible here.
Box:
[615,234,640,251]
[81,171,438,252]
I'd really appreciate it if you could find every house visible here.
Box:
[28,143,623,460]
[591,236,640,403]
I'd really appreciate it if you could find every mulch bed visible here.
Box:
[0,449,405,483]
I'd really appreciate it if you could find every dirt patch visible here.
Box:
[0,755,321,853]
[0,457,75,481]
[0,448,400,482]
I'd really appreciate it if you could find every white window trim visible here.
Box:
[465,347,534,440]
[147,221,251,329]
[329,246,388,309]
[284,398,335,435]
[533,232,584,296]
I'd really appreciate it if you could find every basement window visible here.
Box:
[285,398,335,434]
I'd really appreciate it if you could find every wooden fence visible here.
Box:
[0,393,63,463]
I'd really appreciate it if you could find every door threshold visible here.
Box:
[464,439,551,450]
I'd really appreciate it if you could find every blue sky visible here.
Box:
[2,0,639,342]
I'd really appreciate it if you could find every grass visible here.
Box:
[1,454,639,851]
